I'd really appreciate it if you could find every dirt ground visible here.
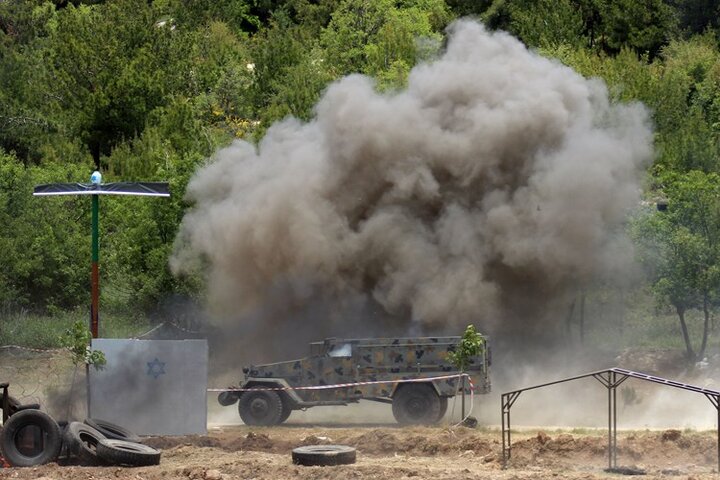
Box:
[3,348,720,479]
[0,424,719,479]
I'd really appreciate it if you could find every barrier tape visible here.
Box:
[455,377,475,427]
[207,373,474,393]
[0,320,203,349]
[0,321,187,351]
[132,323,166,339]
[0,345,65,353]
[167,321,202,335]
[133,321,202,339]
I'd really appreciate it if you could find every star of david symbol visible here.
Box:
[146,357,166,379]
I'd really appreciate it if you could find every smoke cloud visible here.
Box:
[172,20,652,340]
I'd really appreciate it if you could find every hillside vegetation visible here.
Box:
[1,0,720,359]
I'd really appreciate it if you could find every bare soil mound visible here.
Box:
[1,424,718,479]
[144,425,715,467]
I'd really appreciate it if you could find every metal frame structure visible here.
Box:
[501,367,720,471]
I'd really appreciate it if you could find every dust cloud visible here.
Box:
[171,20,653,350]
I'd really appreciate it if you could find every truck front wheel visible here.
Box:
[392,383,441,425]
[238,388,283,426]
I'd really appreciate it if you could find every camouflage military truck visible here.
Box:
[217,335,491,426]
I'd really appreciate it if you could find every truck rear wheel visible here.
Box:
[392,383,441,425]
[436,397,448,421]
[279,399,292,424]
[238,388,283,426]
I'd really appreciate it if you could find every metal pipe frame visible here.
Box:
[705,393,720,472]
[500,367,720,472]
[501,391,521,467]
[592,370,628,469]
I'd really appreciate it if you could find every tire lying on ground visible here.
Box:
[291,445,357,466]
[96,439,161,467]
[0,409,62,467]
[84,418,142,443]
[65,421,107,465]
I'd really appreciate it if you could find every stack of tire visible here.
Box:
[1,410,161,467]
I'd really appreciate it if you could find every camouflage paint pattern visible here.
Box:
[241,336,491,404]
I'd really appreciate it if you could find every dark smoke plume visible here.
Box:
[171,21,652,341]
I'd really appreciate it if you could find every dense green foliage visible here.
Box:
[1,0,720,357]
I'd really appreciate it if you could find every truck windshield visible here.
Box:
[328,343,352,357]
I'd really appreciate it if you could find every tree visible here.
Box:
[447,324,485,372]
[486,0,677,57]
[321,0,450,84]
[672,0,720,36]
[167,0,260,32]
[484,0,587,49]
[0,149,91,312]
[447,324,484,419]
[634,171,720,361]
[598,0,677,58]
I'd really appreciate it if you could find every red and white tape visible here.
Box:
[0,345,65,353]
[208,373,477,425]
[207,373,474,393]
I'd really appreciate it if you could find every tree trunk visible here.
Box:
[699,294,711,361]
[676,305,695,361]
[618,289,625,335]
[565,299,576,341]
[579,291,585,346]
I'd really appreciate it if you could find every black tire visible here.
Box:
[96,439,161,467]
[0,409,62,467]
[391,383,441,425]
[1,395,21,422]
[3,395,20,410]
[57,423,71,464]
[66,421,106,466]
[292,445,356,466]
[279,398,293,424]
[218,391,238,407]
[436,397,448,422]
[84,418,142,443]
[238,387,283,426]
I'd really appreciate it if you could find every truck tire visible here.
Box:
[292,445,356,466]
[238,387,283,426]
[0,409,62,467]
[96,439,161,466]
[436,397,448,421]
[218,391,238,406]
[84,418,142,444]
[279,399,292,424]
[66,421,106,466]
[392,383,441,425]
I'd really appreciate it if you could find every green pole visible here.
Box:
[88,189,99,418]
[91,194,99,338]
